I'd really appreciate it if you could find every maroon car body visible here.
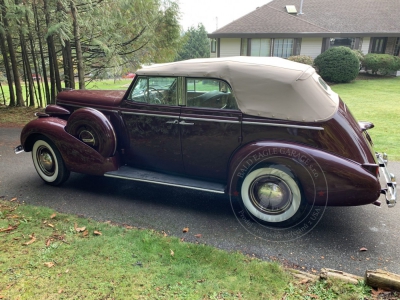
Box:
[16,57,396,226]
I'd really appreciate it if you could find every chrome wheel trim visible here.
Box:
[241,168,301,223]
[32,140,59,183]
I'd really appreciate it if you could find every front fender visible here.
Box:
[228,141,381,206]
[21,117,119,176]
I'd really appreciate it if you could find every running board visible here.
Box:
[105,166,226,194]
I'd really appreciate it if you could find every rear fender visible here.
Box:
[228,141,381,206]
[21,118,119,176]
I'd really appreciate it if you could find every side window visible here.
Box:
[127,76,178,106]
[186,78,238,110]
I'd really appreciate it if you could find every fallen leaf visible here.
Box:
[182,227,189,233]
[45,239,52,247]
[74,223,86,232]
[10,197,17,202]
[23,233,36,245]
[50,213,57,219]
[320,256,324,259]
[124,225,133,229]
[93,230,102,236]
[194,234,202,238]
[44,262,55,268]
[372,288,386,296]
[82,230,89,237]
[0,224,18,233]
[47,223,54,228]
[359,247,368,252]
[180,238,185,242]
[58,289,63,294]
[170,249,174,256]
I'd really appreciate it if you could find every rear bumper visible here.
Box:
[376,152,397,207]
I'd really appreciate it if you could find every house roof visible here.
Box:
[208,0,400,38]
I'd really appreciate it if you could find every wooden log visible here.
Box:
[288,268,318,282]
[320,268,363,284]
[365,269,400,291]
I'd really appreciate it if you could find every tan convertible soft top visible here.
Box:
[136,57,339,123]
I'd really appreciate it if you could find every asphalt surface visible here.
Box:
[1,127,400,276]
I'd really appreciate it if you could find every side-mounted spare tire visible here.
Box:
[65,108,117,158]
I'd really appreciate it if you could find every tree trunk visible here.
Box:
[0,22,15,106]
[26,5,43,107]
[0,0,23,106]
[33,0,50,105]
[71,0,85,89]
[0,82,6,105]
[62,40,75,89]
[20,34,35,106]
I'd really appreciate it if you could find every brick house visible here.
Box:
[207,0,400,59]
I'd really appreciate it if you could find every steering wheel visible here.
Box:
[146,87,165,104]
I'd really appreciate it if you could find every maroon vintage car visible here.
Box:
[15,57,396,226]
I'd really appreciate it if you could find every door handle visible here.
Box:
[179,121,194,126]
[165,120,179,124]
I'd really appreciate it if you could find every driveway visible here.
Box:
[1,127,399,276]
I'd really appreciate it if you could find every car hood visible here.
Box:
[56,89,125,107]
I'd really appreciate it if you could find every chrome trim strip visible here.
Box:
[55,102,119,113]
[104,173,225,194]
[121,111,179,118]
[376,152,397,207]
[181,117,240,124]
[242,121,324,131]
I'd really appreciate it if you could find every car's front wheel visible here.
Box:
[32,136,70,186]
[240,166,308,227]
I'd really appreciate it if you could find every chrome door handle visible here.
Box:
[179,121,194,126]
[165,120,179,124]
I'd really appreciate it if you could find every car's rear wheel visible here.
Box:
[240,166,308,227]
[32,136,70,186]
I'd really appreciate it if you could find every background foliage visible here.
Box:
[0,0,182,107]
[175,23,209,61]
[314,46,360,83]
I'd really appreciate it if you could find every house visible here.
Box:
[207,0,400,59]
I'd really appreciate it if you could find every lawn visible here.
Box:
[331,76,400,159]
[0,200,373,299]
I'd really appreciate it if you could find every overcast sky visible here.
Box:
[178,0,271,33]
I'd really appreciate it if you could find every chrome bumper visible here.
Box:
[15,145,24,154]
[376,152,397,207]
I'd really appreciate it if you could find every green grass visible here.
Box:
[331,76,400,159]
[0,200,374,299]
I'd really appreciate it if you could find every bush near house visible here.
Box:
[363,53,400,75]
[287,55,314,66]
[314,46,360,83]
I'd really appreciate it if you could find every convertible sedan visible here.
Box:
[15,57,396,227]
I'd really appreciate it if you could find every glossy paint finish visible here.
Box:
[21,118,119,176]
[120,100,184,174]
[57,89,125,107]
[45,105,71,116]
[65,107,117,158]
[19,72,385,207]
[228,141,381,206]
[180,107,242,180]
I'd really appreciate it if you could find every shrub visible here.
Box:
[314,46,360,83]
[352,49,365,64]
[363,53,400,75]
[287,55,314,66]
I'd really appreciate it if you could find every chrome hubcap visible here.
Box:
[79,129,96,147]
[249,175,292,214]
[36,146,55,176]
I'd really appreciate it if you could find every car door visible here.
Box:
[120,76,184,174]
[180,78,242,181]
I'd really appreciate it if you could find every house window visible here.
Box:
[394,38,400,56]
[240,39,248,56]
[370,37,387,53]
[241,38,299,58]
[273,39,294,58]
[210,39,217,53]
[330,38,355,49]
[251,39,271,56]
